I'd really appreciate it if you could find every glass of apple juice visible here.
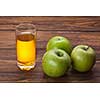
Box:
[16,23,36,71]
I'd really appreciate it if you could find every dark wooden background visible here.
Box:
[0,16,100,83]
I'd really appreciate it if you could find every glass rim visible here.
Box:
[16,23,36,31]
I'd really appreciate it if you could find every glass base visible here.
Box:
[17,62,35,71]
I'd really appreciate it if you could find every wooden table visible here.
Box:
[0,16,100,83]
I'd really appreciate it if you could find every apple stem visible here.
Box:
[55,51,63,57]
[85,46,89,51]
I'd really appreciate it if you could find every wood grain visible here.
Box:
[0,16,100,82]
[0,16,100,31]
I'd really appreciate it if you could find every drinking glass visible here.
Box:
[16,23,36,71]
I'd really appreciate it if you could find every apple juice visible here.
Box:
[16,34,36,71]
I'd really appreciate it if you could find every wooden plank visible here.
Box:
[0,31,100,48]
[0,17,100,31]
[0,61,99,83]
[0,31,100,62]
[0,16,100,23]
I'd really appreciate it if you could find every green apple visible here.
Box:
[71,45,96,72]
[42,49,71,77]
[46,36,72,55]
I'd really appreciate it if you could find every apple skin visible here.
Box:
[46,36,72,55]
[42,49,71,77]
[71,45,96,72]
